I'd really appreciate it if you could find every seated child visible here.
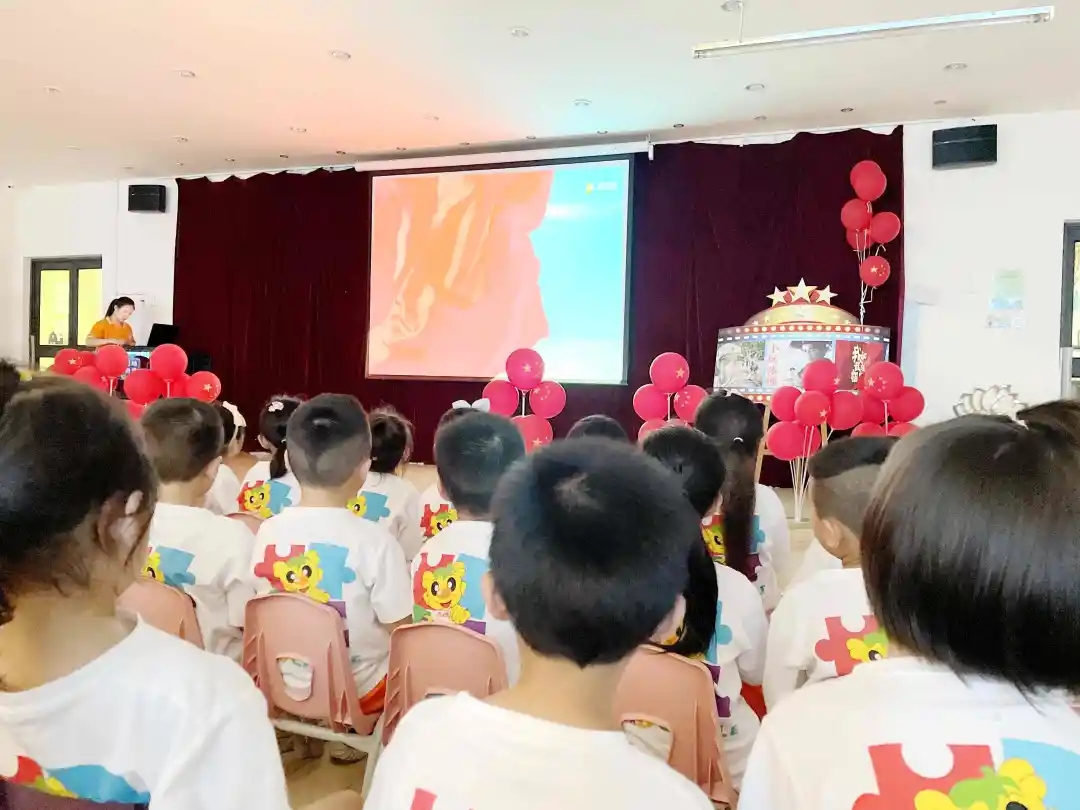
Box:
[643,426,768,787]
[762,436,896,709]
[0,377,291,807]
[351,408,424,561]
[141,398,257,661]
[740,402,1080,809]
[416,405,473,539]
[366,439,714,810]
[696,393,791,611]
[411,411,525,681]
[205,401,254,515]
[237,395,302,519]
[566,414,629,441]
[250,394,411,763]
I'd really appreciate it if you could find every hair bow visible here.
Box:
[267,400,285,413]
[222,401,247,428]
[451,398,491,413]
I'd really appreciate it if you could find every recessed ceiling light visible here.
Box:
[44,86,61,94]
[945,62,968,71]
[123,166,135,171]
[673,123,685,129]
[841,107,855,113]
[176,162,184,167]
[754,115,768,121]
[721,0,744,11]
[460,142,471,146]
[423,115,440,121]
[934,99,948,105]
[66,146,80,151]
[597,130,609,135]
[746,83,766,92]
[396,147,407,151]
[224,158,236,162]
[329,50,352,61]
[279,154,289,159]
[509,27,530,38]
[573,98,592,107]
[290,126,307,133]
[526,135,537,140]
[174,136,189,143]
[176,70,197,79]
[335,150,348,155]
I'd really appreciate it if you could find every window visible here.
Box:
[29,257,103,369]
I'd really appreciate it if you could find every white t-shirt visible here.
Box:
[787,536,842,588]
[410,521,519,683]
[763,567,881,710]
[701,484,790,611]
[418,483,458,541]
[250,507,412,695]
[352,472,424,562]
[236,461,301,520]
[0,621,289,808]
[147,503,257,660]
[740,656,1080,810]
[206,464,241,516]
[365,693,713,810]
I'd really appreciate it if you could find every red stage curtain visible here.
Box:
[173,128,903,462]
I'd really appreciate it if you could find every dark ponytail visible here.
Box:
[259,395,302,479]
[663,540,719,657]
[105,297,135,318]
[695,393,764,581]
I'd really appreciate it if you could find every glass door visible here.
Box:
[29,257,103,370]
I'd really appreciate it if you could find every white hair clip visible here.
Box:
[222,401,247,428]
[452,398,491,413]
[267,400,285,413]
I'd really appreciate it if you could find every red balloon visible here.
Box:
[870,212,902,244]
[124,400,145,420]
[846,228,874,251]
[852,422,886,437]
[863,361,904,401]
[828,390,864,431]
[505,348,545,392]
[638,418,666,442]
[888,422,918,437]
[52,348,82,375]
[483,379,520,417]
[650,352,691,395]
[169,373,191,397]
[767,422,820,461]
[633,384,669,422]
[73,366,109,391]
[850,161,887,202]
[802,359,840,395]
[862,395,887,425]
[512,414,554,451]
[95,344,130,379]
[889,386,925,423]
[794,390,831,427]
[187,371,222,403]
[673,385,708,423]
[150,344,188,383]
[123,369,166,405]
[841,199,872,231]
[529,381,567,419]
[770,386,802,422]
[859,256,891,288]
[77,350,97,369]
[666,418,688,428]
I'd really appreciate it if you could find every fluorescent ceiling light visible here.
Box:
[693,6,1053,58]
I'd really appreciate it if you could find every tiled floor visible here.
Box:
[285,471,814,806]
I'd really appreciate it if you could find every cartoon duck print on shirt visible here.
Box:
[6,756,150,804]
[421,503,458,539]
[273,550,330,603]
[348,491,391,523]
[237,479,294,519]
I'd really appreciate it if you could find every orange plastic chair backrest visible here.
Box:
[242,593,377,735]
[117,577,204,649]
[614,646,735,806]
[383,622,509,745]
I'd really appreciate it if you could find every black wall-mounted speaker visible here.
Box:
[128,184,167,212]
[932,125,998,170]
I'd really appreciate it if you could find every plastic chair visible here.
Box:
[382,622,508,745]
[242,593,382,796]
[117,577,204,648]
[614,646,736,808]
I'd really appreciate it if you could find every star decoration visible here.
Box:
[675,368,686,379]
[203,384,213,392]
[789,279,817,303]
[815,285,837,305]
[522,363,532,372]
[767,287,788,306]
[532,439,543,447]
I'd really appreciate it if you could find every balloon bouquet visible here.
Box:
[841,160,902,324]
[481,348,567,451]
[51,343,223,417]
[633,352,708,442]
[765,358,925,520]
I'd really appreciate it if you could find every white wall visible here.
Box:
[902,111,1080,421]
[0,179,177,363]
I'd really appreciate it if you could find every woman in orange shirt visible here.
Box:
[86,297,137,347]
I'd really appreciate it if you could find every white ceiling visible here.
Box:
[0,0,1077,185]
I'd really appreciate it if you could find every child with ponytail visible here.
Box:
[237,395,302,519]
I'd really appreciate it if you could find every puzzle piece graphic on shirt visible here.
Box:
[143,546,195,588]
[255,543,355,605]
[813,615,882,676]
[701,514,726,563]
[348,491,391,523]
[853,745,994,810]
[237,479,294,518]
[412,553,489,634]
[9,756,151,804]
[254,544,307,589]
[410,788,474,810]
[749,515,766,554]
[309,543,356,600]
[421,503,458,538]
[1001,739,1080,810]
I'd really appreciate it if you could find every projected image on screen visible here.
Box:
[367,158,632,384]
